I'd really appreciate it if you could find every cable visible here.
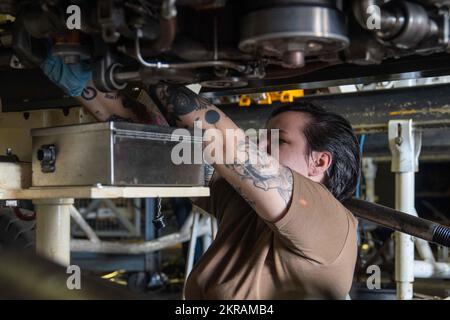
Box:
[355,134,366,199]
[10,207,36,221]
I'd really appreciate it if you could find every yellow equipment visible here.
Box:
[238,90,304,107]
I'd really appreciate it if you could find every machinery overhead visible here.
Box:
[2,0,450,98]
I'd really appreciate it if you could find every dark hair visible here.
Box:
[268,102,361,202]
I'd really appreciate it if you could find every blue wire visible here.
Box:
[355,134,366,198]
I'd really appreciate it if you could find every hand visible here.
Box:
[40,55,92,97]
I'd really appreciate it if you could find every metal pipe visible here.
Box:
[394,172,415,300]
[414,260,450,278]
[148,16,177,55]
[185,211,200,278]
[114,71,141,82]
[344,199,450,247]
[182,211,200,300]
[135,29,247,73]
[362,158,377,203]
[132,0,248,73]
[34,198,73,266]
[210,216,218,240]
[352,0,438,49]
[141,0,177,56]
[71,220,211,254]
[416,238,436,263]
[202,216,212,253]
[69,205,100,244]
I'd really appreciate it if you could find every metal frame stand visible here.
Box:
[388,119,422,300]
[181,212,217,299]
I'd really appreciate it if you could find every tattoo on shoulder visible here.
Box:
[225,140,294,205]
[81,86,97,101]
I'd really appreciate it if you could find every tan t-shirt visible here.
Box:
[186,170,358,300]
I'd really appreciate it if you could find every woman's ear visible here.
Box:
[308,151,332,180]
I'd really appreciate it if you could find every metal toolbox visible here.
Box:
[31,122,204,187]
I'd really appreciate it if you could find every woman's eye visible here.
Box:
[279,138,288,145]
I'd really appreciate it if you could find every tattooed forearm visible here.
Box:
[204,163,215,185]
[105,93,120,100]
[106,114,133,122]
[151,84,211,125]
[225,140,293,205]
[81,86,97,101]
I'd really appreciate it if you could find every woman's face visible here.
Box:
[266,111,326,184]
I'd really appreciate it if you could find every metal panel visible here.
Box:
[32,125,112,187]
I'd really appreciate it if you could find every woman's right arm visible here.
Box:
[75,81,138,122]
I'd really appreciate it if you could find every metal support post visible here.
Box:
[388,119,422,300]
[362,158,377,203]
[182,211,200,299]
[202,216,212,253]
[33,198,74,267]
[144,198,158,272]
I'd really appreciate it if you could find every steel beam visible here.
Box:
[218,83,450,134]
[202,53,450,96]
[3,53,450,112]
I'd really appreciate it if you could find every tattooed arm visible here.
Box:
[76,81,139,122]
[149,84,293,222]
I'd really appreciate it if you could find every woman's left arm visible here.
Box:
[149,84,294,223]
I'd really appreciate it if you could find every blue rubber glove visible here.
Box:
[40,55,92,97]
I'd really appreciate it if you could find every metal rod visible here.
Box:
[70,221,210,254]
[114,71,141,82]
[395,172,415,300]
[185,212,200,276]
[344,198,450,247]
[69,205,100,243]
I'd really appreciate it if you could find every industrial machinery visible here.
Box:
[2,0,450,108]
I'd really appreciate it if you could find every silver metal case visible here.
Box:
[31,122,204,187]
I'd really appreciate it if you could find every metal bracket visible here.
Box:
[37,144,56,173]
[388,120,422,173]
